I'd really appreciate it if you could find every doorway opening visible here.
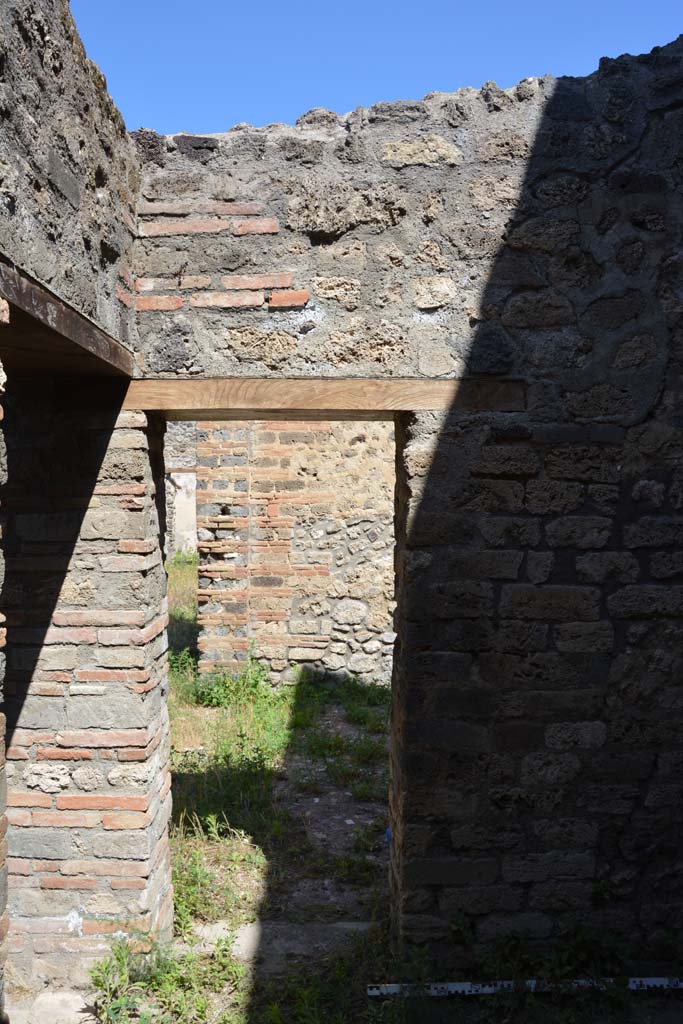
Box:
[162,415,397,997]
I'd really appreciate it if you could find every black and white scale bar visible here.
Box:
[368,977,683,998]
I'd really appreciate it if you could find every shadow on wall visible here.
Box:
[232,39,683,1017]
[392,42,683,968]
[1,379,126,753]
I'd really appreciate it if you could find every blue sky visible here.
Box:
[70,0,682,134]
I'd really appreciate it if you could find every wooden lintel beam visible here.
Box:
[123,377,525,419]
[0,262,134,377]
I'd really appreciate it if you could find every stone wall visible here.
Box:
[130,85,544,378]
[164,422,198,558]
[2,0,683,974]
[0,0,139,341]
[0,383,7,1016]
[1,381,172,987]
[130,39,683,955]
[197,420,395,683]
[387,45,683,958]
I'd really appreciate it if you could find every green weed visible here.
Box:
[195,654,276,709]
[352,819,385,854]
[172,846,219,937]
[91,937,246,1024]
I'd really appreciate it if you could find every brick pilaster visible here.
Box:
[1,381,171,988]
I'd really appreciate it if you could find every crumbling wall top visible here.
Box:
[0,0,139,343]
[129,35,683,395]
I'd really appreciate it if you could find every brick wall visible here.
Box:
[197,420,396,683]
[3,0,683,971]
[1,382,172,988]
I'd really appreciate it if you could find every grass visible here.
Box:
[90,937,248,1024]
[129,556,391,1021]
[167,551,200,658]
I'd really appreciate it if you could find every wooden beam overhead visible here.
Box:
[0,262,134,377]
[123,377,525,419]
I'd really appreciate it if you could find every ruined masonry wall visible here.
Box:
[0,0,139,341]
[1,383,172,987]
[3,0,683,970]
[197,420,395,684]
[0,396,8,1014]
[129,88,546,378]
[130,36,683,955]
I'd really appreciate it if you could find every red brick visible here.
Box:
[33,936,112,954]
[57,794,149,811]
[231,217,279,235]
[34,672,71,683]
[32,860,60,873]
[135,295,183,312]
[140,217,233,237]
[11,730,55,747]
[115,283,134,308]
[189,290,264,309]
[110,878,146,890]
[7,809,31,826]
[103,811,152,830]
[74,669,151,684]
[117,747,150,762]
[179,275,212,289]
[134,277,171,293]
[83,919,147,936]
[119,265,135,289]
[6,747,29,760]
[32,810,101,828]
[140,214,279,237]
[36,748,93,760]
[16,626,97,645]
[118,539,157,554]
[221,272,294,290]
[269,289,310,309]
[8,793,52,808]
[7,858,32,874]
[40,877,98,890]
[28,684,63,697]
[95,482,147,496]
[55,727,150,749]
[52,610,145,627]
[61,859,150,878]
[96,614,166,648]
